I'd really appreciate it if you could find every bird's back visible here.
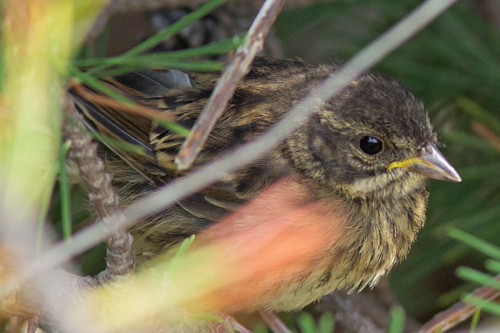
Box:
[70,58,333,259]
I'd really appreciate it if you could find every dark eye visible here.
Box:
[360,136,383,155]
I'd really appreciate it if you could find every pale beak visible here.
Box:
[388,144,461,182]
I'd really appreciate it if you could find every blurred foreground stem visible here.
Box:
[0,0,106,229]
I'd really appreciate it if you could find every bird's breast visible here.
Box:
[189,177,352,312]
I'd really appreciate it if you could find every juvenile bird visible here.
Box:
[71,57,461,312]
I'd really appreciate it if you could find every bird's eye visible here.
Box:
[360,136,383,155]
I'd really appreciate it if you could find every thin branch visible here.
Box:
[259,311,293,333]
[22,0,458,281]
[174,0,286,170]
[415,274,500,333]
[62,98,134,284]
[26,318,38,333]
[211,314,254,333]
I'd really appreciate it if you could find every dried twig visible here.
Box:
[175,0,286,170]
[26,318,38,333]
[62,98,134,284]
[259,311,293,333]
[210,314,254,333]
[415,274,500,333]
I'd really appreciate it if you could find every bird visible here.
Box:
[70,57,461,312]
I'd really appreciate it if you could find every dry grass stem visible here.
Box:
[259,311,293,333]
[415,274,500,333]
[175,0,286,170]
[63,99,134,283]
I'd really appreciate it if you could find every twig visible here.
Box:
[259,311,293,333]
[314,293,384,333]
[26,317,38,333]
[415,274,500,333]
[62,98,134,284]
[22,0,458,280]
[211,314,253,333]
[175,0,286,170]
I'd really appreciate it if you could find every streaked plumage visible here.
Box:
[70,57,460,311]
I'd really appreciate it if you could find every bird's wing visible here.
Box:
[70,69,192,180]
[70,67,295,223]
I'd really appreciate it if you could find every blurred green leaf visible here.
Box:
[297,312,335,333]
[123,0,227,57]
[59,140,73,242]
[386,306,405,333]
[456,267,500,289]
[458,97,500,135]
[318,313,335,333]
[463,295,500,316]
[297,312,316,333]
[485,260,500,273]
[448,228,500,260]
[442,130,499,154]
[76,34,245,68]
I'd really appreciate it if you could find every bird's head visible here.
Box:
[285,72,461,200]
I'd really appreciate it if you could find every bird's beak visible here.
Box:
[388,143,461,182]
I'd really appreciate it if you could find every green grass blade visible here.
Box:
[75,34,245,67]
[167,235,195,275]
[456,267,500,289]
[123,0,227,57]
[458,97,500,135]
[485,260,500,273]
[386,306,405,333]
[70,65,136,105]
[442,130,499,154]
[318,313,335,333]
[439,12,500,75]
[470,308,480,333]
[448,227,500,260]
[297,312,316,333]
[37,169,58,253]
[70,66,189,136]
[59,140,73,242]
[91,59,223,72]
[84,0,227,75]
[463,295,500,316]
[156,119,190,137]
[91,132,148,155]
